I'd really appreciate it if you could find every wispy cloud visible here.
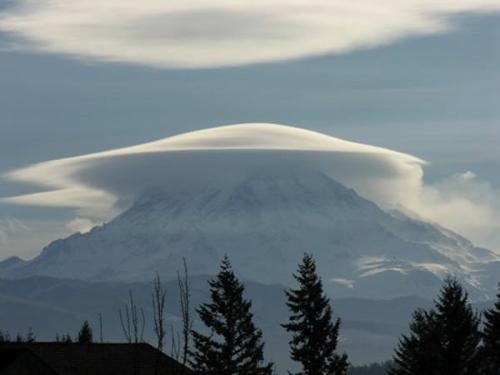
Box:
[0,217,28,246]
[66,217,99,234]
[415,171,500,251]
[0,0,499,68]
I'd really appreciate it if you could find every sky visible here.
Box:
[0,1,499,260]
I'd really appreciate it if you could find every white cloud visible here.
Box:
[414,171,500,251]
[66,217,100,234]
[1,123,499,253]
[0,0,499,68]
[0,217,73,260]
[0,123,424,213]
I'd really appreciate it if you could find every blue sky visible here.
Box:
[0,3,499,259]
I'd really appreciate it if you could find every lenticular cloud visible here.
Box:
[1,0,500,68]
[4,123,500,251]
[1,123,424,216]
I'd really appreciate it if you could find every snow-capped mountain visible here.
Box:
[2,169,498,300]
[2,123,499,300]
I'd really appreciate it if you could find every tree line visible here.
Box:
[390,277,500,375]
[1,253,500,375]
[188,254,348,374]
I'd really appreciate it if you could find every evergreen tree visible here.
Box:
[26,327,35,342]
[389,309,441,375]
[282,253,348,375]
[0,330,10,342]
[189,256,273,375]
[60,333,73,344]
[436,278,481,374]
[78,320,93,343]
[481,283,500,374]
[390,278,481,375]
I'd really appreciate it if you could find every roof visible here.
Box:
[0,343,191,375]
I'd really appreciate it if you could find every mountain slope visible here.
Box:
[2,170,498,300]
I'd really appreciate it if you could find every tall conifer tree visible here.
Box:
[481,284,500,374]
[78,320,93,343]
[390,278,481,375]
[282,253,348,375]
[389,309,441,375]
[189,256,273,375]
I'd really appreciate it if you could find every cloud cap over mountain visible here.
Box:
[1,124,423,213]
[2,123,499,252]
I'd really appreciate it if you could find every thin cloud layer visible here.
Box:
[0,0,499,68]
[1,123,499,252]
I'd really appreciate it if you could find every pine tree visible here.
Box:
[61,333,73,343]
[481,283,500,374]
[282,253,348,375]
[189,256,273,375]
[78,320,93,343]
[389,309,441,375]
[26,327,35,342]
[0,330,10,342]
[390,278,481,375]
[436,278,481,374]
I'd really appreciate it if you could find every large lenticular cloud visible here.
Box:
[2,123,500,252]
[2,124,423,213]
[1,0,499,68]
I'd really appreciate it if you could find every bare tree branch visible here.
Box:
[178,258,193,371]
[170,324,181,361]
[140,307,146,342]
[98,312,103,343]
[119,304,132,343]
[152,272,167,351]
[119,290,146,343]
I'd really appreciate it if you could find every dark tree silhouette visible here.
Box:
[390,278,481,375]
[25,327,35,343]
[282,253,348,375]
[481,283,500,374]
[12,328,36,343]
[0,330,11,342]
[119,290,146,343]
[78,320,93,343]
[98,312,104,343]
[189,256,273,375]
[177,258,193,373]
[55,333,73,343]
[389,309,441,375]
[152,272,167,351]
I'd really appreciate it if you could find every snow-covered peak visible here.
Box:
[3,171,498,301]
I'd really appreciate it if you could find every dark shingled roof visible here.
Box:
[0,342,192,375]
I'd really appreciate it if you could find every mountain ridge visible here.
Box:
[2,170,498,300]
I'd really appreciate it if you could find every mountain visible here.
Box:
[2,169,498,300]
